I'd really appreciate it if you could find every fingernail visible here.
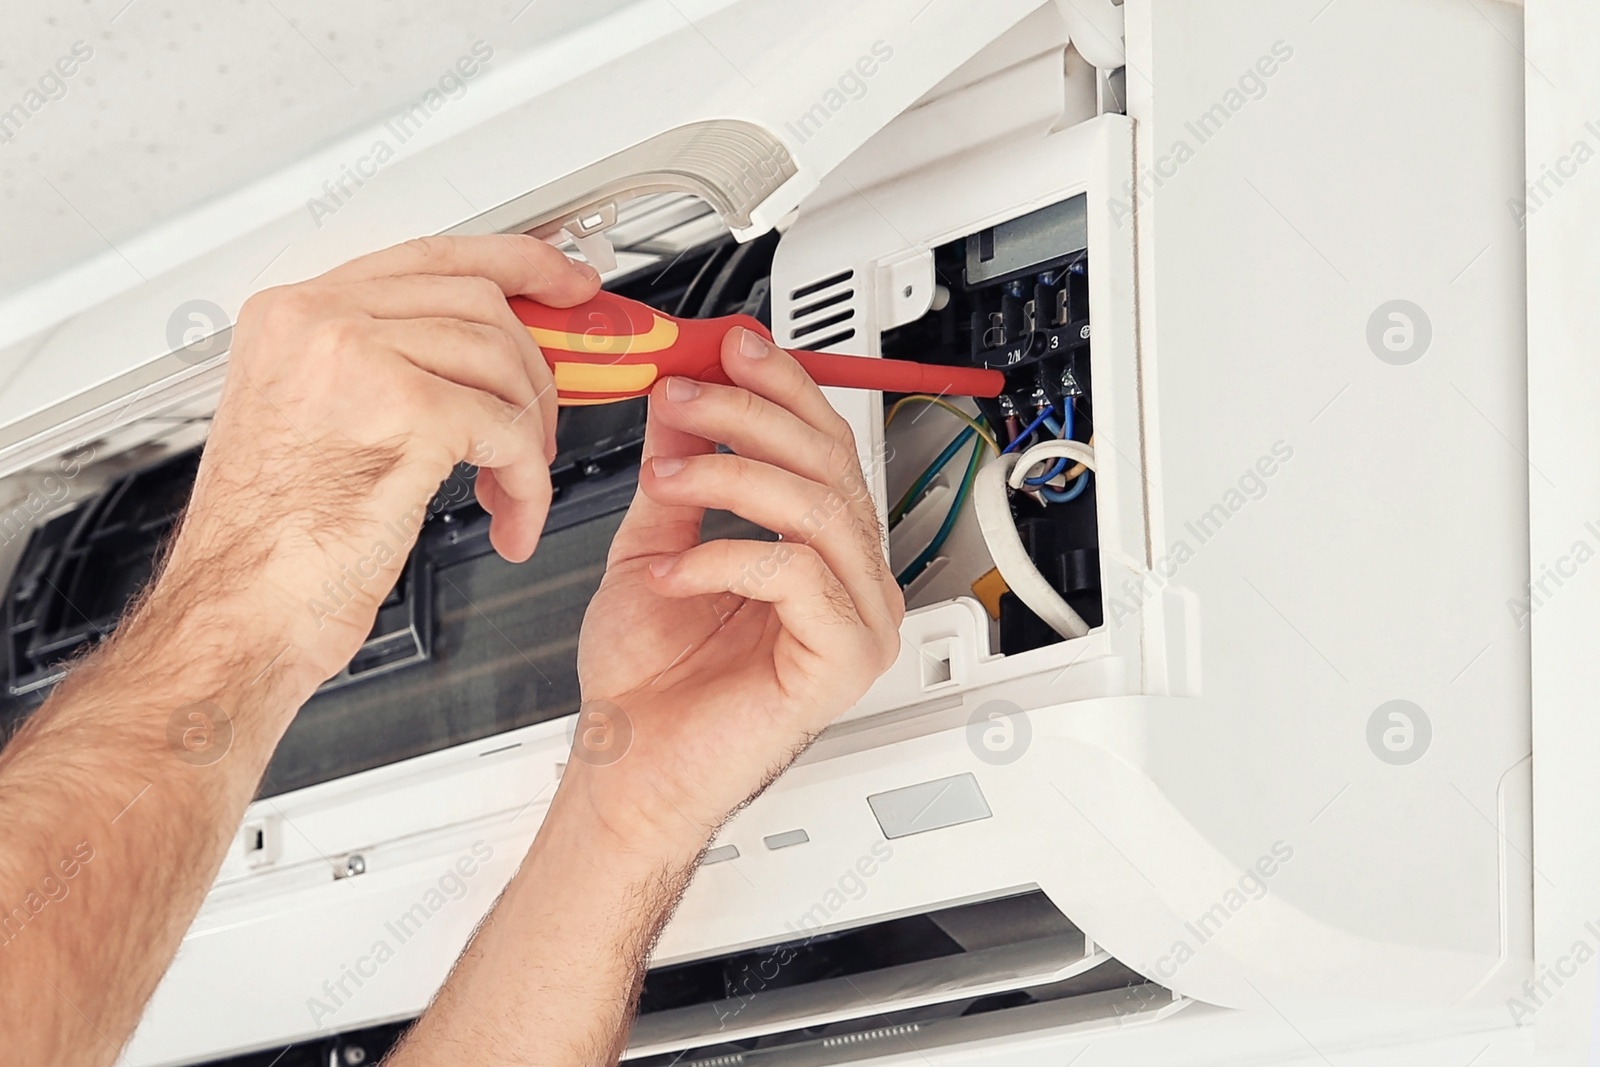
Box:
[649,555,679,577]
[652,456,686,477]
[738,326,771,360]
[665,376,700,402]
[572,259,601,282]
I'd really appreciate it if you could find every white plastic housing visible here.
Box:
[100,0,1538,1063]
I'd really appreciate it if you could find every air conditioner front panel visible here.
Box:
[755,0,1531,1010]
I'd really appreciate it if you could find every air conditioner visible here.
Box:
[0,1,1566,1065]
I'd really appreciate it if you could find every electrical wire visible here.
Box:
[896,431,985,587]
[1007,439,1095,490]
[673,243,731,317]
[1024,406,1092,501]
[885,394,1000,455]
[1041,471,1090,504]
[885,397,998,531]
[974,439,1099,639]
[1024,410,1073,486]
[1058,431,1091,482]
[888,427,974,527]
[1001,404,1056,454]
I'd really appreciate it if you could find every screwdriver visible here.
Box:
[508,291,1005,406]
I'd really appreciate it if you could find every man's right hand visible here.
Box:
[160,234,600,696]
[392,328,904,1067]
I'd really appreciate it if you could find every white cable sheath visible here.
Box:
[1005,440,1097,491]
[974,440,1098,640]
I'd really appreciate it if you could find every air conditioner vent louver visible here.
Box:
[625,891,1177,1065]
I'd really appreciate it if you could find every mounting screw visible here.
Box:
[344,854,366,878]
[342,1046,368,1066]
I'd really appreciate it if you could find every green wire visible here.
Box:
[896,431,986,587]
[888,413,995,529]
[889,427,975,528]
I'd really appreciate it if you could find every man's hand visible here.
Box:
[389,326,904,1066]
[0,234,597,1067]
[572,325,904,853]
[170,234,599,693]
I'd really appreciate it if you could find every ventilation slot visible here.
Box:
[791,309,854,341]
[791,289,854,320]
[801,328,856,350]
[785,269,858,352]
[790,269,853,301]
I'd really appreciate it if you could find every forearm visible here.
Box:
[0,581,307,1065]
[393,331,902,1064]
[0,234,594,1063]
[388,762,709,1066]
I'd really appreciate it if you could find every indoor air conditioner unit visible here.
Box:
[0,1,1553,1065]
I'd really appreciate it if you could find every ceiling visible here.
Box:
[0,0,1051,483]
[0,0,642,301]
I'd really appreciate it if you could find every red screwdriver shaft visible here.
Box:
[508,292,1005,405]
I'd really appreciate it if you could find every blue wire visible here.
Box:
[1015,401,1091,503]
[1024,408,1075,486]
[1001,405,1057,454]
[1027,405,1076,483]
[1042,471,1090,503]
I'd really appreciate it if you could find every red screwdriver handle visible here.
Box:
[507,291,1004,405]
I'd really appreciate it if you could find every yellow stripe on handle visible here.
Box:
[552,361,660,395]
[525,313,680,356]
